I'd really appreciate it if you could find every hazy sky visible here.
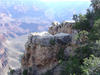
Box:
[0,0,91,31]
[40,0,90,2]
[0,0,91,6]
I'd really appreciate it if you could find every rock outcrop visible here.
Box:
[10,21,76,75]
[21,32,72,75]
[49,21,77,45]
[48,21,75,35]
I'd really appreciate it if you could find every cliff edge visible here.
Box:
[21,32,72,75]
[10,21,76,75]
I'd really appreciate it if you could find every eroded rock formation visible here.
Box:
[11,21,76,75]
[21,32,72,75]
[48,21,75,35]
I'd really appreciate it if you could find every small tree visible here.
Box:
[91,0,100,11]
[73,14,78,22]
[81,55,100,75]
[89,19,100,41]
[61,57,81,75]
[73,14,91,31]
[23,69,28,75]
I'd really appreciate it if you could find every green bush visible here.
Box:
[89,19,100,41]
[70,1,100,75]
[61,57,82,75]
[75,45,93,60]
[49,38,55,45]
[76,30,89,44]
[57,48,65,61]
[73,14,91,31]
[23,69,28,75]
[81,55,100,75]
[10,69,15,75]
[29,67,32,71]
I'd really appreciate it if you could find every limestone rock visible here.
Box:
[48,21,75,35]
[21,32,72,75]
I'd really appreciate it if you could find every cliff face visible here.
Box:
[0,34,8,75]
[21,32,72,75]
[11,21,76,75]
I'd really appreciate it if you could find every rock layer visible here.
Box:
[21,32,72,75]
[0,34,8,75]
[48,21,75,35]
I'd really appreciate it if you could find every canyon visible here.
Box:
[9,21,77,75]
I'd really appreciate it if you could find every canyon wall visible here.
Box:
[10,21,76,75]
[0,34,8,75]
[21,21,76,75]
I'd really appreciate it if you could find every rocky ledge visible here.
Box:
[21,32,72,75]
[48,21,75,35]
[9,21,76,75]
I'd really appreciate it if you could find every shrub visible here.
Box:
[23,69,28,75]
[75,45,93,61]
[73,14,91,31]
[57,48,65,61]
[89,19,100,41]
[49,38,55,45]
[81,55,100,75]
[10,69,15,75]
[76,30,89,44]
[61,57,82,75]
[29,67,32,71]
